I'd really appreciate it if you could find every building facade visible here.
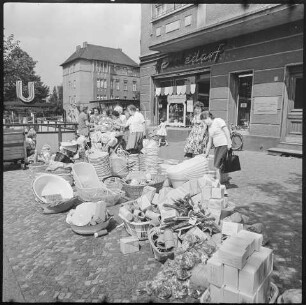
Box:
[61,42,140,121]
[140,4,303,151]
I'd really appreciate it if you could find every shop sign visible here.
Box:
[253,97,278,115]
[155,43,226,73]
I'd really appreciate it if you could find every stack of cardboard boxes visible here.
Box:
[207,230,273,303]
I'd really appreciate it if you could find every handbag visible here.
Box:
[221,148,241,173]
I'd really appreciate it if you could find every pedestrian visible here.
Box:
[25,127,37,158]
[114,105,127,125]
[77,105,90,138]
[156,117,169,147]
[90,108,101,126]
[201,111,232,183]
[124,104,145,153]
[184,101,208,158]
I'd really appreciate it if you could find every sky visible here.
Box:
[4,2,141,91]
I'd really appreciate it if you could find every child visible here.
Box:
[156,118,169,147]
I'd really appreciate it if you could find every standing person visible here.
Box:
[124,104,145,153]
[156,117,169,147]
[90,108,100,126]
[201,111,232,183]
[114,105,126,125]
[77,105,90,138]
[184,101,208,158]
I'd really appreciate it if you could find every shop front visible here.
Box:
[147,19,303,150]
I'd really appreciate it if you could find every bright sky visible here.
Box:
[4,2,141,91]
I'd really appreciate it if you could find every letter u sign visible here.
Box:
[16,80,35,103]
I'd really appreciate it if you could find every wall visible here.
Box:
[210,20,303,138]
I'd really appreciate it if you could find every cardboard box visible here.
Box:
[120,236,139,254]
[222,285,240,303]
[188,179,199,196]
[152,193,159,205]
[141,185,156,203]
[185,226,210,241]
[255,270,272,303]
[223,265,239,290]
[208,208,221,225]
[238,253,266,295]
[137,195,152,212]
[160,208,178,223]
[211,179,221,188]
[207,254,224,287]
[210,284,223,303]
[158,187,172,204]
[218,243,249,270]
[208,198,225,210]
[224,235,255,259]
[198,175,213,188]
[201,186,212,201]
[211,187,225,199]
[239,290,257,303]
[237,230,263,252]
[222,221,243,236]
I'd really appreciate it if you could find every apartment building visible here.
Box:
[60,42,140,120]
[140,4,303,152]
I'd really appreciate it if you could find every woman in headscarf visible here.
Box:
[184,101,208,158]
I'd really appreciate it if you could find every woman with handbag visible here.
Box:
[201,111,232,183]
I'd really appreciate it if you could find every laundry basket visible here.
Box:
[71,162,101,188]
[32,174,74,204]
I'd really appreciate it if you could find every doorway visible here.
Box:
[196,73,210,109]
[281,65,303,143]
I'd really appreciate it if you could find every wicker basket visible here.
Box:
[121,173,166,200]
[103,176,123,191]
[118,200,152,240]
[148,227,177,263]
[75,185,124,206]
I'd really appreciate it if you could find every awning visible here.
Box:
[155,84,196,96]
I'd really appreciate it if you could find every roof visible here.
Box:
[60,44,139,67]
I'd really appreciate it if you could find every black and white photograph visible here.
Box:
[3,2,303,303]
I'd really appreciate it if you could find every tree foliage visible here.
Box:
[4,34,49,103]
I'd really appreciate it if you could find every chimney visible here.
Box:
[76,45,81,51]
[83,41,88,48]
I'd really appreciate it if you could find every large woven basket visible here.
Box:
[75,185,124,206]
[118,200,152,240]
[148,227,178,263]
[121,173,166,200]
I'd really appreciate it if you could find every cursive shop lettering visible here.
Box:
[185,43,225,65]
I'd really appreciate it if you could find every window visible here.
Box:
[97,79,100,88]
[133,82,137,92]
[156,27,161,37]
[110,80,114,89]
[116,80,120,90]
[111,95,114,100]
[104,79,107,89]
[155,4,167,17]
[185,15,192,27]
[73,80,76,88]
[124,81,128,91]
[165,20,180,33]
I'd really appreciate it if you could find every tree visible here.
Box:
[49,85,64,115]
[4,34,49,103]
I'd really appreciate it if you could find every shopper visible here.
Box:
[156,117,169,147]
[114,105,127,125]
[201,111,232,183]
[77,105,90,138]
[124,104,145,153]
[184,101,208,158]
[90,108,101,126]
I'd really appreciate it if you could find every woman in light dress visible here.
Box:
[156,117,169,147]
[184,101,208,158]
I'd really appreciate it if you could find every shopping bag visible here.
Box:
[221,149,241,173]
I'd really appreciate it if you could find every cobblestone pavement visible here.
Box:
[3,145,302,302]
